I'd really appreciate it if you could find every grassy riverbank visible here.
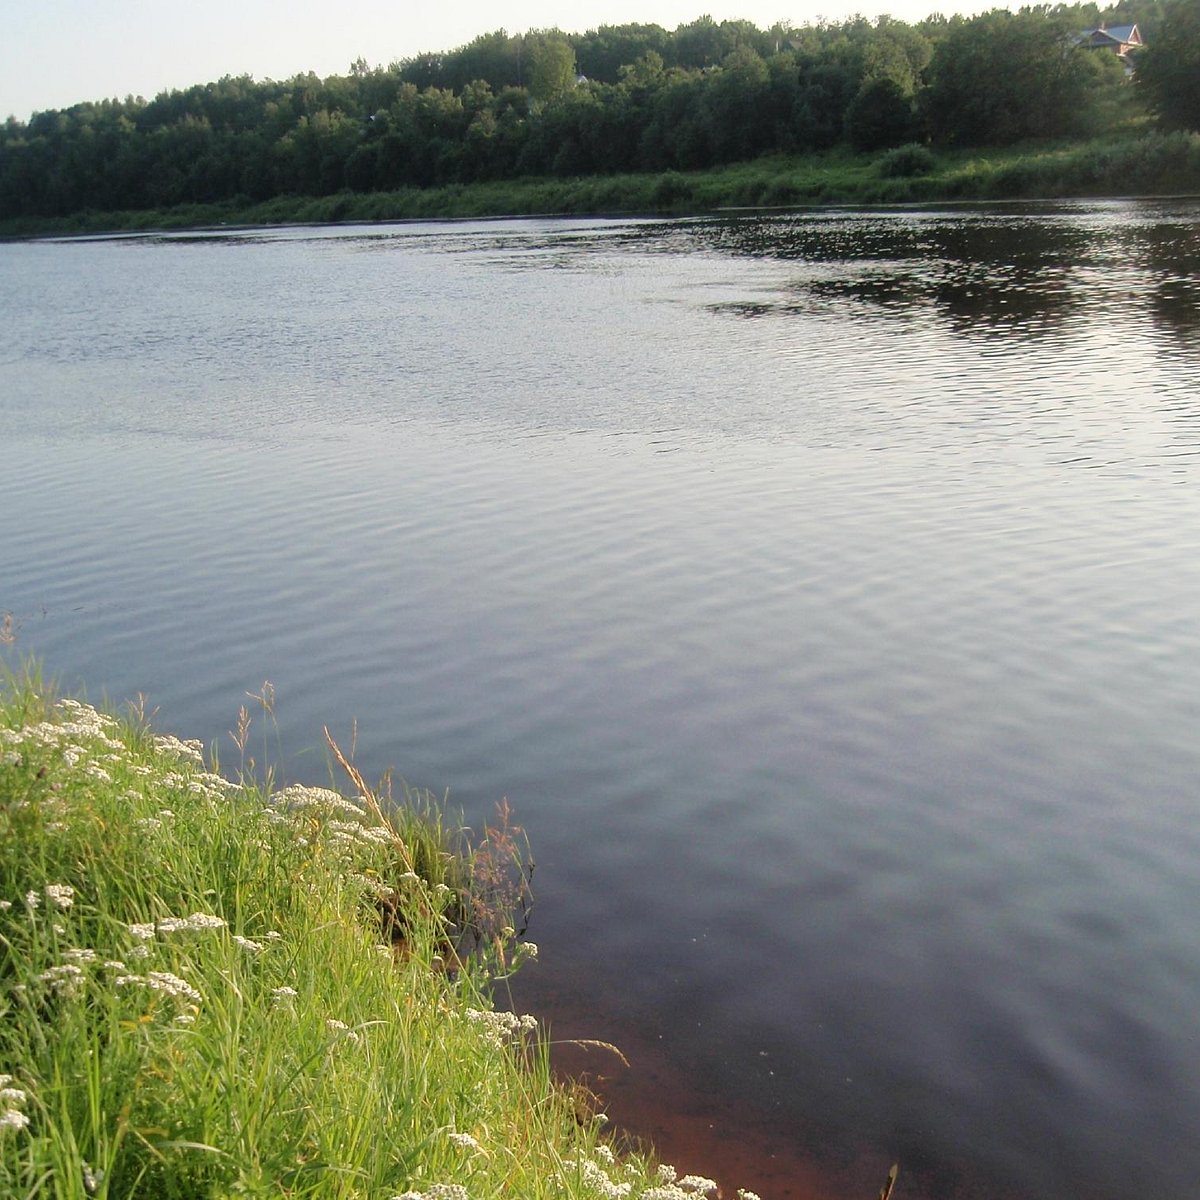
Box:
[2,131,1198,239]
[0,672,735,1200]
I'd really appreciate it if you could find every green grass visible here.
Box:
[0,669,728,1200]
[2,130,1198,240]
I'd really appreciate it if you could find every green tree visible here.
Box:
[923,9,1115,145]
[527,33,577,103]
[1136,0,1200,131]
[846,75,918,150]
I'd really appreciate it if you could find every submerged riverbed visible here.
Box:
[3,202,1200,1199]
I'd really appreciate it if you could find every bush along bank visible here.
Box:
[0,676,752,1200]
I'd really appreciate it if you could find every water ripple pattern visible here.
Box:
[3,199,1200,1200]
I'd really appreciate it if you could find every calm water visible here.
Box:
[3,202,1200,1200]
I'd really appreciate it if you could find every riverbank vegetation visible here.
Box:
[2,130,1199,238]
[1,0,1198,233]
[0,671,735,1200]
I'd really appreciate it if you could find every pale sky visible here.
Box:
[1,0,1015,122]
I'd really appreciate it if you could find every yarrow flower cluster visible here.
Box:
[460,1007,538,1049]
[152,733,205,765]
[115,971,202,1003]
[36,964,86,997]
[127,913,226,941]
[562,1157,634,1199]
[0,1075,30,1132]
[628,1168,722,1200]
[270,785,367,818]
[390,1187,469,1200]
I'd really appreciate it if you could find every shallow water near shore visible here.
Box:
[3,201,1200,1199]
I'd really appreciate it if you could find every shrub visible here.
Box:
[875,142,937,178]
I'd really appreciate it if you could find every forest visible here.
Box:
[1,0,1197,221]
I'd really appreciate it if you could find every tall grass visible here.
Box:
[0,670,737,1200]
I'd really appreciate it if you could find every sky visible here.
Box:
[0,0,1018,122]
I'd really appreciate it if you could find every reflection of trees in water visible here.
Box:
[930,265,1078,338]
[1149,279,1200,358]
[691,210,1101,341]
[1129,217,1200,364]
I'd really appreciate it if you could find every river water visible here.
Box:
[3,202,1200,1200]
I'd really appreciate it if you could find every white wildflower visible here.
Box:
[134,818,163,831]
[156,912,226,934]
[595,1145,616,1165]
[24,891,40,910]
[677,1177,719,1194]
[657,1166,678,1184]
[147,972,202,1002]
[128,944,151,960]
[1,751,20,766]
[398,871,420,883]
[0,1076,11,1087]
[82,1162,104,1193]
[0,900,11,910]
[62,948,98,965]
[233,935,263,953]
[45,884,74,910]
[447,1131,480,1150]
[738,1191,763,1200]
[83,764,111,783]
[0,1088,27,1107]
[264,930,282,941]
[174,1014,196,1026]
[272,785,365,817]
[37,964,85,995]
[153,734,204,764]
[425,1187,470,1200]
[563,1158,632,1199]
[0,1109,30,1131]
[463,1007,525,1048]
[127,922,156,941]
[326,1018,360,1042]
[271,986,298,1005]
[103,960,127,971]
[521,941,538,959]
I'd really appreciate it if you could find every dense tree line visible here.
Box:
[0,2,1189,220]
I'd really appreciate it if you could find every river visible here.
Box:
[3,201,1200,1200]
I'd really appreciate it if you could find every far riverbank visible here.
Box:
[2,130,1198,238]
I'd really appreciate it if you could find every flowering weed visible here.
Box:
[0,672,738,1199]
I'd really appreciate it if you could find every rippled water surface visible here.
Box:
[4,202,1200,1200]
